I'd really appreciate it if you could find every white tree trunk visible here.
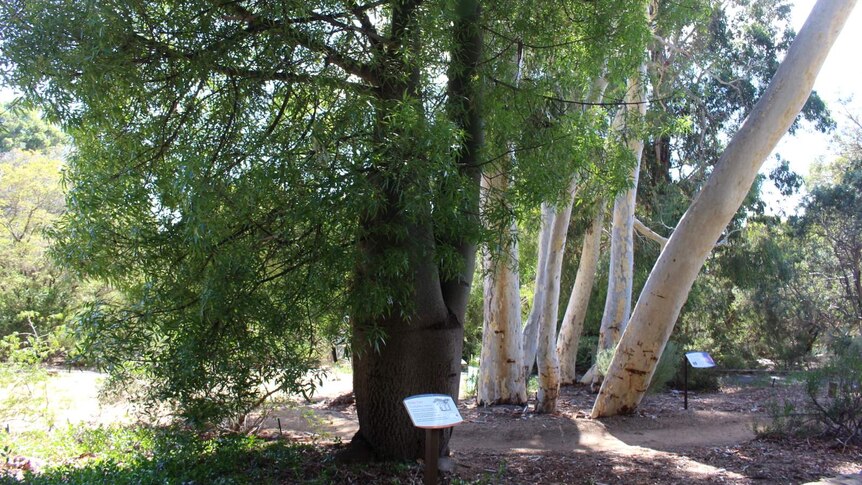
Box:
[477,171,527,405]
[522,205,552,378]
[536,178,578,413]
[592,73,648,390]
[591,0,857,418]
[557,202,605,385]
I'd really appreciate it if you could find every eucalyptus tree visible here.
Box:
[477,2,648,411]
[593,0,857,417]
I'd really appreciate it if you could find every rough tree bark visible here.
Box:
[349,0,483,460]
[557,202,605,384]
[591,0,857,418]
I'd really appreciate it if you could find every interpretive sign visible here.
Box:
[403,394,463,429]
[685,351,716,369]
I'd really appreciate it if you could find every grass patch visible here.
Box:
[1,425,320,484]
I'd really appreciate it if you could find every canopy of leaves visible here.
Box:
[1,0,650,423]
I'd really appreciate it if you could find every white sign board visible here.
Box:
[685,351,716,369]
[403,394,463,429]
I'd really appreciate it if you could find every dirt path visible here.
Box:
[262,370,764,459]
[5,367,860,483]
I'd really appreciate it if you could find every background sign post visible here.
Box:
[403,394,463,485]
[683,351,716,410]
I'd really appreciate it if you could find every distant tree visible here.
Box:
[0,107,71,338]
[0,104,66,152]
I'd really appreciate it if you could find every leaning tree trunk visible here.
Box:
[348,0,483,460]
[591,0,857,418]
[557,202,605,385]
[535,178,578,413]
[522,205,553,378]
[591,73,648,391]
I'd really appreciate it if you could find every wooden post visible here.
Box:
[403,394,463,485]
[683,354,688,410]
[425,428,440,485]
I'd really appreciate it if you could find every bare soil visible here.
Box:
[5,368,862,484]
[270,372,861,484]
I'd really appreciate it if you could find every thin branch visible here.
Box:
[634,218,668,250]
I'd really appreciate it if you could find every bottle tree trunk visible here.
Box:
[535,178,578,413]
[557,202,605,385]
[347,0,483,460]
[591,73,648,392]
[591,0,857,418]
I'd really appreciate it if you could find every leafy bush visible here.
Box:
[648,341,681,393]
[575,335,597,374]
[755,398,818,439]
[0,425,313,485]
[804,337,862,444]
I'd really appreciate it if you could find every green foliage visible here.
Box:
[0,425,315,485]
[0,148,73,339]
[805,337,862,444]
[755,398,817,440]
[0,0,654,428]
[648,341,681,393]
[576,335,598,373]
[0,104,66,152]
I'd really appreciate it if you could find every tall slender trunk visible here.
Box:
[535,178,578,413]
[557,202,605,384]
[522,206,552,378]
[592,73,648,391]
[477,43,527,406]
[592,0,857,418]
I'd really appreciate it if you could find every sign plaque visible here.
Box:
[403,394,463,429]
[685,351,716,369]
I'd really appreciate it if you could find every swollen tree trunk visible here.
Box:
[592,74,648,391]
[348,0,483,460]
[591,0,856,418]
[522,205,553,378]
[535,178,578,413]
[557,202,605,385]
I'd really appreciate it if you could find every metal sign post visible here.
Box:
[683,351,716,410]
[403,394,463,485]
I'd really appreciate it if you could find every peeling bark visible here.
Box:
[477,171,527,405]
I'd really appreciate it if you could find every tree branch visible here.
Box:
[634,218,667,250]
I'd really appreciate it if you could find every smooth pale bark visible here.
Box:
[522,205,553,378]
[557,203,605,385]
[591,0,857,418]
[536,178,578,413]
[634,218,668,250]
[477,177,527,405]
[592,74,648,391]
[476,44,527,407]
